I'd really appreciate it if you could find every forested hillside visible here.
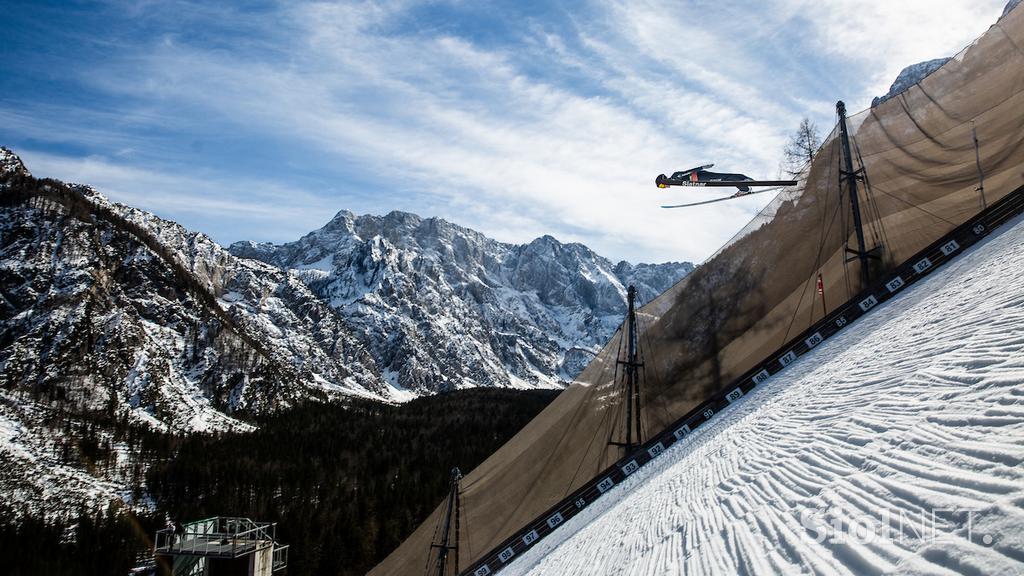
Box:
[1,388,558,576]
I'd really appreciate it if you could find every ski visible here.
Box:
[656,176,798,188]
[660,186,785,209]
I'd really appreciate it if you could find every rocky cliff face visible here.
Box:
[230,211,692,395]
[0,149,385,437]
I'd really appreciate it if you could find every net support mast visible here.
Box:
[972,121,987,209]
[610,285,644,452]
[837,101,877,288]
[430,467,462,576]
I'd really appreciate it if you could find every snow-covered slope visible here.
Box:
[231,212,692,394]
[507,215,1024,575]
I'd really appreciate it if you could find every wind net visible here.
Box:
[372,6,1024,575]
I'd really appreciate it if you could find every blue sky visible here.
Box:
[0,0,1009,263]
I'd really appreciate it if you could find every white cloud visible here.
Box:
[7,0,1009,263]
[776,0,1007,107]
[18,150,344,244]
[91,1,780,262]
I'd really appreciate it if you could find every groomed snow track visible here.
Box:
[461,183,1024,576]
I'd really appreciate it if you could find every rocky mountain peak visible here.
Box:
[526,234,563,253]
[1005,0,1022,19]
[323,209,358,233]
[231,209,693,394]
[872,58,951,107]
[353,210,422,242]
[872,2,1020,108]
[0,147,30,177]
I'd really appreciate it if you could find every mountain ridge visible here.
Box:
[228,206,692,397]
[1,147,692,424]
[0,147,691,517]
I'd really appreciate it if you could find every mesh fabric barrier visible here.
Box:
[373,7,1024,575]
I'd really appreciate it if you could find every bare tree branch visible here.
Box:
[783,118,821,177]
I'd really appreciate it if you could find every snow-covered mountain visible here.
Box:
[0,148,385,515]
[1,148,687,425]
[230,212,692,396]
[505,213,1024,575]
[872,58,951,107]
[1,149,386,433]
[0,147,690,515]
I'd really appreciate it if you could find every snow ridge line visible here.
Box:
[462,183,1024,576]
